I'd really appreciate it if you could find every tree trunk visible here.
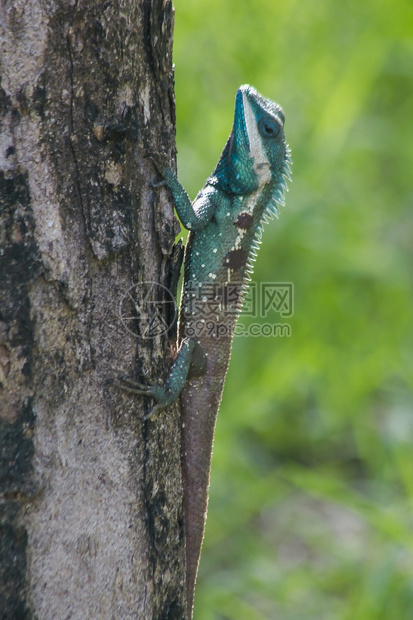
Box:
[0,1,187,618]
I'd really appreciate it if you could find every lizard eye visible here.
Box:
[258,118,280,139]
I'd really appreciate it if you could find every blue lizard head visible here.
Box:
[212,85,291,196]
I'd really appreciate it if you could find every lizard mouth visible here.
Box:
[234,87,250,150]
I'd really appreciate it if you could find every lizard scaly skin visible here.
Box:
[128,85,291,617]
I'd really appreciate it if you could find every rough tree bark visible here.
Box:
[0,1,187,618]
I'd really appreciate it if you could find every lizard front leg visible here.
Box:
[148,153,218,231]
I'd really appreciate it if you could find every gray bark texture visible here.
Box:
[0,0,187,618]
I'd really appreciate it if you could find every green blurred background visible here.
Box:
[172,1,413,618]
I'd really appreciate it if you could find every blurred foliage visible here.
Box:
[172,0,413,618]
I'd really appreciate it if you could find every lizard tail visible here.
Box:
[180,377,221,618]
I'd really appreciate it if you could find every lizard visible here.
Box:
[122,85,291,617]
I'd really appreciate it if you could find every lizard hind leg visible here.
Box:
[115,337,206,419]
[145,337,206,418]
[113,377,169,419]
[163,337,206,396]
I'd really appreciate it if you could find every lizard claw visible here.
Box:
[118,374,161,388]
[150,179,168,189]
[143,152,169,189]
[143,150,170,176]
[114,376,162,395]
[112,376,168,418]
[142,402,165,420]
